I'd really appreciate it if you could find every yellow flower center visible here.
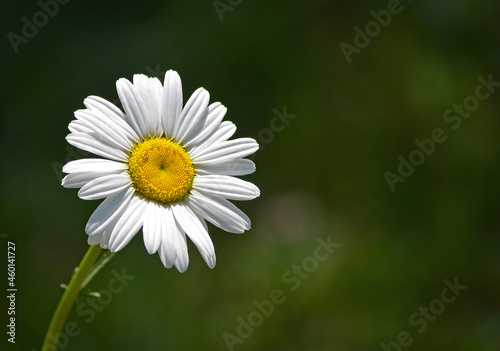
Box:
[127,137,194,204]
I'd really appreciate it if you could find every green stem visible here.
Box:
[42,245,102,350]
[80,251,116,293]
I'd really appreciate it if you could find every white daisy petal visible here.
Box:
[62,173,91,189]
[133,74,163,136]
[172,202,216,269]
[189,121,236,157]
[195,212,209,232]
[183,102,227,149]
[108,196,147,252]
[85,187,135,236]
[173,238,189,272]
[62,158,126,192]
[69,120,93,134]
[192,138,259,165]
[62,172,108,189]
[158,206,189,272]
[116,75,162,138]
[173,87,210,144]
[87,213,120,248]
[87,233,102,245]
[188,190,251,233]
[116,77,146,136]
[66,133,128,162]
[211,121,237,142]
[63,159,127,174]
[193,175,260,200]
[158,207,177,268]
[83,96,125,119]
[84,96,140,143]
[74,109,133,151]
[78,173,131,200]
[162,70,183,138]
[142,201,162,254]
[196,159,256,176]
[99,229,112,249]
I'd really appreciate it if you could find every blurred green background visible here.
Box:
[1,0,499,350]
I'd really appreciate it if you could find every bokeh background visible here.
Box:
[1,1,499,350]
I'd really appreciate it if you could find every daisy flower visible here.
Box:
[62,70,259,272]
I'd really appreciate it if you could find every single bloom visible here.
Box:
[62,70,259,272]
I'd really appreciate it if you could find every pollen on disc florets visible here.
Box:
[127,137,195,204]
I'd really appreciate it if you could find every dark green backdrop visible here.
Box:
[1,0,499,350]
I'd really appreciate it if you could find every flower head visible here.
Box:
[62,70,259,272]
